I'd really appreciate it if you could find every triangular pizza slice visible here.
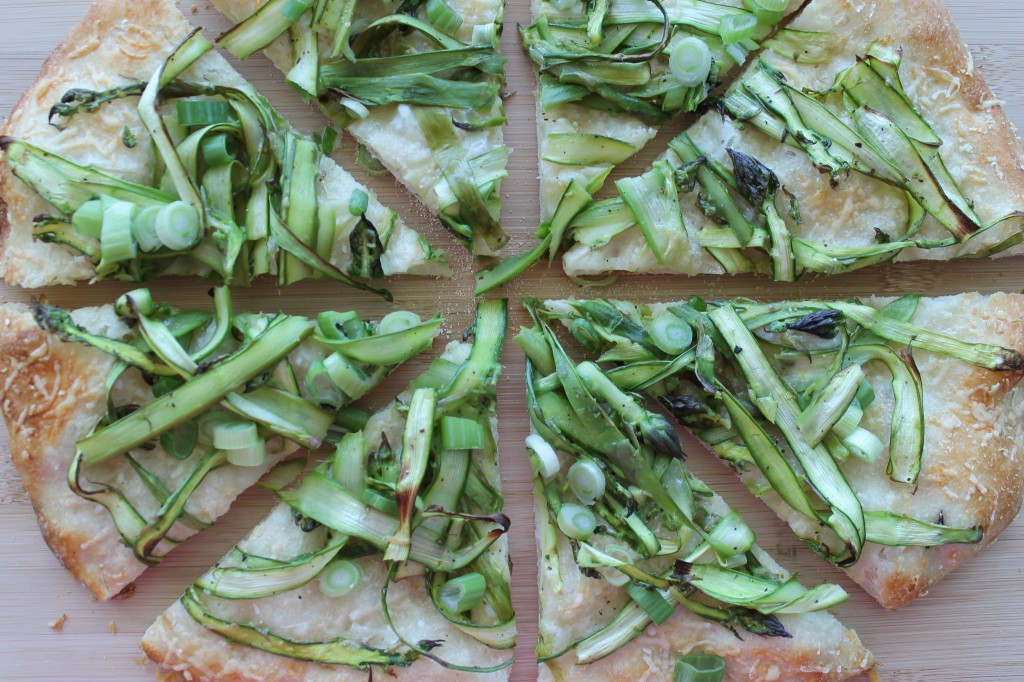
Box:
[518,299,873,680]
[210,0,510,256]
[474,0,804,293]
[142,300,514,681]
[0,0,447,291]
[541,293,1024,609]
[556,0,1024,278]
[0,287,442,599]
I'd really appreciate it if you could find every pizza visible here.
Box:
[0,287,441,599]
[516,0,1024,282]
[0,0,448,291]
[519,298,873,679]
[540,293,1024,610]
[209,0,510,256]
[142,300,513,682]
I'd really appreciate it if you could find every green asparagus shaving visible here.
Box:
[727,148,793,280]
[542,134,638,166]
[624,582,675,625]
[218,0,305,59]
[763,28,831,64]
[386,388,438,562]
[181,588,416,668]
[279,470,508,571]
[676,561,849,613]
[864,510,982,546]
[317,315,442,365]
[617,160,686,264]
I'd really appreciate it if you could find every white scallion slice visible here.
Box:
[339,98,370,120]
[225,440,266,467]
[649,314,694,355]
[438,572,487,613]
[213,420,260,450]
[843,427,883,463]
[568,460,606,505]
[378,310,422,336]
[156,200,201,251]
[832,401,864,439]
[557,503,597,541]
[669,37,713,88]
[100,201,138,263]
[525,433,560,479]
[318,559,363,597]
[597,544,633,587]
[132,205,164,252]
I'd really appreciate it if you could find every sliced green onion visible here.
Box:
[743,0,788,23]
[624,582,675,625]
[843,427,883,463]
[318,558,363,597]
[198,411,236,444]
[176,99,234,127]
[426,0,463,35]
[719,14,757,44]
[856,379,876,409]
[650,315,694,355]
[201,133,240,166]
[225,440,267,467]
[438,573,486,613]
[322,352,373,400]
[72,198,104,238]
[100,201,138,263]
[557,503,596,540]
[526,433,560,479]
[669,37,713,88]
[831,401,863,439]
[441,416,486,450]
[132,205,163,252]
[674,654,726,682]
[348,188,369,216]
[213,420,260,450]
[568,460,605,505]
[378,310,421,336]
[156,201,201,250]
[356,143,388,176]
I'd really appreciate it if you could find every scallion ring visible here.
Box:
[650,314,694,354]
[281,0,312,23]
[318,559,363,597]
[100,201,138,263]
[525,433,560,479]
[378,310,421,335]
[557,503,597,541]
[201,133,240,166]
[176,99,234,127]
[742,0,788,23]
[156,200,201,251]
[568,460,606,505]
[71,198,105,238]
[669,37,713,88]
[132,205,163,252]
[212,420,260,450]
[225,440,266,467]
[438,572,487,613]
[348,188,369,216]
[719,13,757,44]
[440,416,486,450]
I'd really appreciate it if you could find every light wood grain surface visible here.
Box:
[2,1,1024,680]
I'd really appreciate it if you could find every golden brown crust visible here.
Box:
[0,302,136,598]
[0,0,192,286]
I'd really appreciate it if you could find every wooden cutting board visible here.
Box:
[1,1,1023,680]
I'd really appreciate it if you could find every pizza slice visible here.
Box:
[0,0,447,291]
[557,0,1024,278]
[209,0,510,256]
[142,300,513,681]
[0,287,442,599]
[517,299,873,680]
[540,293,1024,610]
[474,0,805,293]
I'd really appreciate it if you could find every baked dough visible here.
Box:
[210,0,508,255]
[561,0,1024,276]
[0,302,295,599]
[142,341,512,681]
[0,0,446,288]
[545,293,1024,609]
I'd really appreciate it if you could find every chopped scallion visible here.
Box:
[100,201,138,263]
[72,198,105,238]
[669,37,713,88]
[719,14,757,44]
[650,314,694,355]
[568,460,605,505]
[440,416,486,450]
[281,0,312,23]
[212,421,260,450]
[674,653,726,682]
[201,133,240,166]
[348,188,369,216]
[526,433,561,479]
[426,0,463,35]
[624,582,675,625]
[377,310,421,336]
[557,503,596,540]
[225,440,267,467]
[156,201,201,251]
[132,205,163,252]
[438,572,487,613]
[318,558,363,597]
